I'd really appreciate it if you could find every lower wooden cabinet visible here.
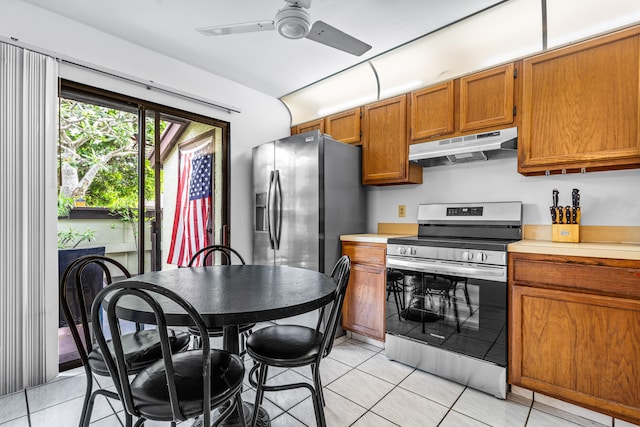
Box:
[509,252,640,425]
[341,241,386,341]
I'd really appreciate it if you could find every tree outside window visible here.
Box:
[58,98,163,209]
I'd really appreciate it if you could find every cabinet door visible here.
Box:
[342,262,386,341]
[342,242,386,341]
[293,118,325,135]
[519,27,640,175]
[325,108,362,145]
[459,63,515,132]
[510,285,640,424]
[409,82,455,141]
[362,95,422,185]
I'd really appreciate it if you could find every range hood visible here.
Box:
[409,127,517,166]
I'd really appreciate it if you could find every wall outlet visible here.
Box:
[398,205,406,218]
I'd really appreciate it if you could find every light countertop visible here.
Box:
[508,239,640,261]
[340,234,415,244]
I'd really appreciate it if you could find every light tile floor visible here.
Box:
[0,333,636,427]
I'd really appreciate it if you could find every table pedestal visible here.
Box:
[192,391,271,427]
[217,402,270,427]
[223,325,271,427]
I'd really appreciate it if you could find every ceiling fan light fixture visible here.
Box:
[275,6,311,39]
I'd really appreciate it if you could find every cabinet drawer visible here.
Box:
[510,253,640,299]
[342,242,386,266]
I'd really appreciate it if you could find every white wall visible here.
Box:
[2,0,292,261]
[4,0,639,252]
[366,155,640,231]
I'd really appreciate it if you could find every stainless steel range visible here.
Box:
[385,201,522,399]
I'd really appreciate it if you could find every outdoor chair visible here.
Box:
[187,245,255,353]
[59,255,190,427]
[245,255,351,427]
[91,279,246,427]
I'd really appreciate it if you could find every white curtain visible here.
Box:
[0,42,59,395]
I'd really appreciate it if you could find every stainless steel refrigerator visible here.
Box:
[252,130,366,323]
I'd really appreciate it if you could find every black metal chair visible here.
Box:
[91,280,246,427]
[59,255,190,427]
[421,274,462,333]
[245,255,351,427]
[386,269,405,317]
[187,245,255,352]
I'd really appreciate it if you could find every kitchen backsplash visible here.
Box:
[366,155,640,231]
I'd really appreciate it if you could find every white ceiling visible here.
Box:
[24,0,505,98]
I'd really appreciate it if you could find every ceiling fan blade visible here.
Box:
[305,21,372,56]
[197,20,275,36]
[284,0,312,9]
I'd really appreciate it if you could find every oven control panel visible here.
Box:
[446,206,483,216]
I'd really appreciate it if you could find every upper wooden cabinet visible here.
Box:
[291,118,324,135]
[325,107,362,145]
[519,26,640,175]
[409,63,517,144]
[459,63,515,132]
[291,108,361,145]
[363,95,422,185]
[409,81,455,141]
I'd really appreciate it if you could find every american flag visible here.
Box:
[166,145,212,267]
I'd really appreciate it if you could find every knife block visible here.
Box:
[552,224,580,243]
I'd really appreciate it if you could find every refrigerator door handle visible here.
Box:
[267,170,275,249]
[274,169,282,250]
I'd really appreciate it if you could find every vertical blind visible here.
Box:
[0,42,59,395]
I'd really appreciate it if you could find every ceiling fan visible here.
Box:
[196,0,372,56]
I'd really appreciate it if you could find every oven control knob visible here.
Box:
[409,247,417,255]
[479,252,489,262]
[462,251,473,261]
[398,246,407,255]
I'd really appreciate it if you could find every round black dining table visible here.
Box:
[113,264,337,427]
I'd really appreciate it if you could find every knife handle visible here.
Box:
[550,206,557,224]
[565,206,572,224]
[557,207,563,224]
[575,207,581,225]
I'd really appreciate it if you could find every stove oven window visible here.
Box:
[386,271,506,367]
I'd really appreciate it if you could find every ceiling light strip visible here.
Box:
[541,0,548,50]
[368,61,381,100]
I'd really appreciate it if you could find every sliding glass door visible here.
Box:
[57,81,229,369]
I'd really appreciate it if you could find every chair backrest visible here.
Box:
[318,255,351,358]
[59,254,131,366]
[188,245,246,267]
[91,279,213,425]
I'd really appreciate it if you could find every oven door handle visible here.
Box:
[386,256,507,281]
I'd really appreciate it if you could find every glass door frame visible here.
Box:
[59,79,231,274]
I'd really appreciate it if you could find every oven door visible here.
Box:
[386,257,507,367]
